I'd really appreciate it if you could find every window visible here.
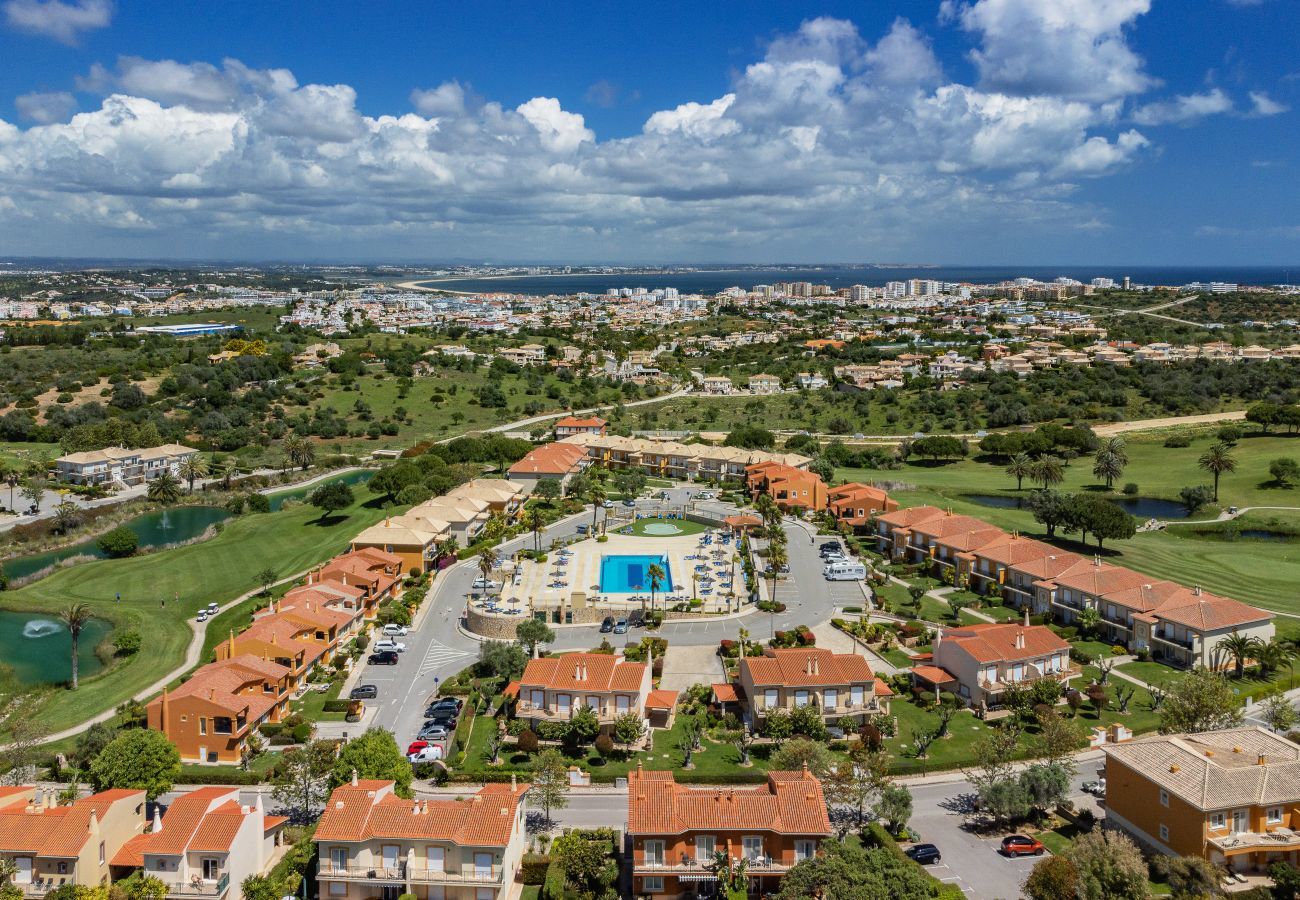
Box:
[202,859,220,881]
[1210,813,1226,830]
[794,690,810,708]
[643,877,664,893]
[1159,824,1169,841]
[823,689,838,709]
[795,840,816,862]
[850,685,864,707]
[426,846,445,872]
[530,690,544,708]
[329,848,348,871]
[742,836,763,861]
[1269,807,1284,825]
[199,717,207,736]
[643,840,664,866]
[1160,790,1169,807]
[99,842,105,865]
[695,834,715,862]
[328,884,346,897]
[764,689,778,709]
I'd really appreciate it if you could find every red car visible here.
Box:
[1001,835,1045,857]
[406,740,429,756]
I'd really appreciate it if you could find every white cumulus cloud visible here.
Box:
[1133,88,1233,125]
[4,0,110,44]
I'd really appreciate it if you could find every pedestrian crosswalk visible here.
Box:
[417,639,473,676]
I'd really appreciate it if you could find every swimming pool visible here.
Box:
[600,554,673,594]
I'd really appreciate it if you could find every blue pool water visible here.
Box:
[600,554,672,594]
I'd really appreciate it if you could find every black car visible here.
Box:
[368,650,399,666]
[599,616,615,633]
[425,713,457,731]
[425,697,462,717]
[349,684,378,700]
[904,844,942,865]
[627,610,645,628]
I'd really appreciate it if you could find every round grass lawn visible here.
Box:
[619,517,710,538]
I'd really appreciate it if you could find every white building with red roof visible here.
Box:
[112,786,285,900]
[512,652,651,730]
[732,647,890,728]
[553,415,607,437]
[914,621,1077,709]
[626,764,831,898]
[313,776,530,900]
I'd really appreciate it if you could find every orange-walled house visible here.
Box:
[627,766,831,899]
[316,547,402,617]
[147,656,292,764]
[214,616,324,692]
[745,462,826,513]
[826,483,898,531]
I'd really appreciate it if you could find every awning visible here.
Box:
[711,683,739,703]
[910,665,958,686]
[646,689,678,710]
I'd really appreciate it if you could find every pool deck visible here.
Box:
[505,529,742,612]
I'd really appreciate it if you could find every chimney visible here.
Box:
[1259,755,1268,766]
[574,663,582,681]
[1093,555,1101,567]
[255,794,264,815]
[1194,585,1202,596]
[1023,607,1030,627]
[813,657,819,676]
[511,774,517,791]
[1015,631,1025,650]
[152,806,163,832]
[351,769,358,786]
[412,801,420,814]
[89,810,99,836]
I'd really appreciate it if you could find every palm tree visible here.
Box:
[1031,456,1065,490]
[1218,632,1262,679]
[146,471,183,505]
[1005,453,1032,491]
[51,499,80,534]
[216,458,238,490]
[766,542,788,609]
[60,603,93,690]
[588,482,606,532]
[178,455,209,492]
[477,546,499,593]
[1255,639,1293,679]
[284,435,315,471]
[523,508,545,554]
[1198,442,1237,502]
[1092,437,1128,489]
[647,563,666,611]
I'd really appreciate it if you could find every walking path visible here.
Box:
[1165,504,1300,526]
[1092,409,1247,436]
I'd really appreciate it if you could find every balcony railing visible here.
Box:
[634,858,793,876]
[1208,829,1300,852]
[317,864,501,885]
[165,874,230,897]
[1153,631,1195,650]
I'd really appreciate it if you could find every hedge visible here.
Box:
[520,854,550,885]
[540,858,567,900]
[322,699,352,713]
[177,766,263,785]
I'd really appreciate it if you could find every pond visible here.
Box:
[266,469,373,511]
[964,494,1190,519]
[0,610,113,685]
[5,505,232,582]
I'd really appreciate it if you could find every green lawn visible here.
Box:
[3,491,388,737]
[840,430,1300,615]
[293,679,346,722]
[885,701,1011,776]
[178,750,281,784]
[616,517,710,538]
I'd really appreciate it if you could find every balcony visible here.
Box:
[165,874,230,897]
[1208,829,1300,853]
[1152,631,1195,650]
[317,864,501,886]
[635,857,793,877]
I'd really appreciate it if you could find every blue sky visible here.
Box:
[0,0,1296,264]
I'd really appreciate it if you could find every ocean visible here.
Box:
[414,265,1298,297]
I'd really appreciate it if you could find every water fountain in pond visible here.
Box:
[159,510,171,530]
[22,619,63,639]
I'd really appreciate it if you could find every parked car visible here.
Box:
[576,524,589,535]
[373,639,407,653]
[1082,778,1106,797]
[406,740,430,756]
[368,650,399,666]
[1001,835,1045,857]
[471,577,493,590]
[695,491,714,501]
[613,619,629,634]
[417,724,449,741]
[408,745,444,764]
[425,712,457,730]
[622,499,637,507]
[426,697,462,715]
[349,684,379,700]
[601,500,614,509]
[599,616,615,633]
[905,844,942,865]
[382,624,409,636]
[628,610,645,628]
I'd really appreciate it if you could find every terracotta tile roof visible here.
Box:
[936,525,1008,554]
[939,623,1069,664]
[508,442,588,476]
[502,681,520,700]
[910,665,958,685]
[263,816,288,832]
[740,648,874,687]
[874,505,946,529]
[1050,559,1150,596]
[137,788,238,856]
[519,653,647,693]
[711,683,739,703]
[1006,550,1090,582]
[1154,589,1272,631]
[971,535,1058,568]
[873,677,894,697]
[723,514,763,528]
[627,767,831,837]
[645,690,678,710]
[910,513,998,541]
[556,416,607,428]
[112,832,149,868]
[314,781,529,846]
[161,655,289,720]
[1104,728,1300,811]
[190,801,250,852]
[0,788,145,858]
[349,546,403,567]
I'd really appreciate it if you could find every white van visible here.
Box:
[824,561,867,581]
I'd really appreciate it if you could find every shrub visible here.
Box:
[594,733,614,757]
[97,526,140,558]
[1164,434,1192,448]
[291,723,313,743]
[1122,482,1139,496]
[521,854,550,885]
[516,729,539,753]
[322,700,352,713]
[259,723,283,736]
[245,493,271,513]
[112,629,143,656]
